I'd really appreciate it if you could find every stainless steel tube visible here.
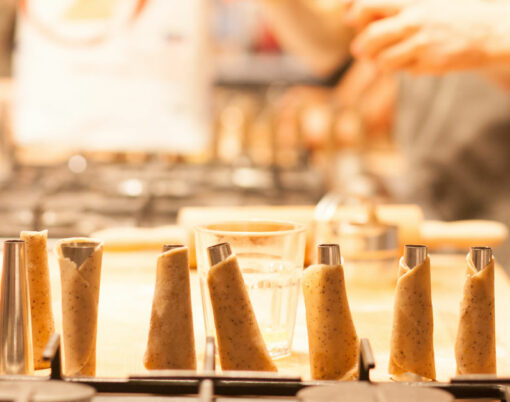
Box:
[162,244,184,252]
[61,241,99,267]
[470,246,492,271]
[318,244,341,265]
[0,239,34,374]
[403,245,428,269]
[207,243,232,266]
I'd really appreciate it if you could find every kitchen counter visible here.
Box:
[34,250,510,382]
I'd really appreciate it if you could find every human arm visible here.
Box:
[0,0,16,76]
[343,0,417,28]
[261,0,353,76]
[350,0,510,74]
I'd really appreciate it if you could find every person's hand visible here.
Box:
[335,60,397,141]
[343,0,416,28]
[351,0,510,74]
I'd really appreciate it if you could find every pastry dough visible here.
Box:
[20,230,55,370]
[389,257,436,380]
[455,254,496,374]
[207,254,277,372]
[57,238,103,377]
[302,263,359,380]
[144,247,196,370]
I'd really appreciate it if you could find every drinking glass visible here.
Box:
[195,220,306,358]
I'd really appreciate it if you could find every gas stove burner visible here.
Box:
[0,380,95,401]
[297,383,453,402]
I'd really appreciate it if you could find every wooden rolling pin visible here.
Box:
[420,220,507,250]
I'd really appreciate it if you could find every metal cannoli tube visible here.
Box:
[0,239,34,375]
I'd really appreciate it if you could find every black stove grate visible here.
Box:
[1,333,508,401]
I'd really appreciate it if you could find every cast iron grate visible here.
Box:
[0,333,508,401]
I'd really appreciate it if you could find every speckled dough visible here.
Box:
[207,254,277,372]
[144,247,196,370]
[389,257,436,380]
[455,255,496,374]
[57,238,103,377]
[302,263,359,380]
[20,230,55,370]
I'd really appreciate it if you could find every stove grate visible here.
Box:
[0,333,508,401]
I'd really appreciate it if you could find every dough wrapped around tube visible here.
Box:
[455,252,496,374]
[389,256,436,380]
[56,238,103,377]
[144,246,196,370]
[20,230,55,370]
[207,254,277,372]
[302,263,359,380]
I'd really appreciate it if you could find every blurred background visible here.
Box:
[3,0,504,267]
[0,0,402,238]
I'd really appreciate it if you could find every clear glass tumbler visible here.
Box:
[195,220,306,358]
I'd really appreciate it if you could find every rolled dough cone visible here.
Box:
[389,257,436,380]
[144,247,196,370]
[207,254,277,372]
[57,238,103,377]
[302,263,359,380]
[20,230,55,370]
[455,254,496,374]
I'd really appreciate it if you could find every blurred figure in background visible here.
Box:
[262,0,397,141]
[347,0,510,76]
[263,0,510,264]
[0,0,16,76]
[260,0,352,76]
[346,0,510,265]
[0,0,15,177]
[261,0,398,197]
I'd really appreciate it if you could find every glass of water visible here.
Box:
[195,220,306,358]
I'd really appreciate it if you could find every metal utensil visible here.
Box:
[162,244,184,252]
[403,245,427,269]
[0,239,34,375]
[314,192,343,222]
[199,336,216,402]
[60,241,99,267]
[318,244,341,266]
[470,247,492,271]
[207,243,232,266]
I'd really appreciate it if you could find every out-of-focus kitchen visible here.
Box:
[0,0,403,234]
[1,1,510,401]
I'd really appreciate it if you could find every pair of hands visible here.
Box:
[343,0,510,74]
